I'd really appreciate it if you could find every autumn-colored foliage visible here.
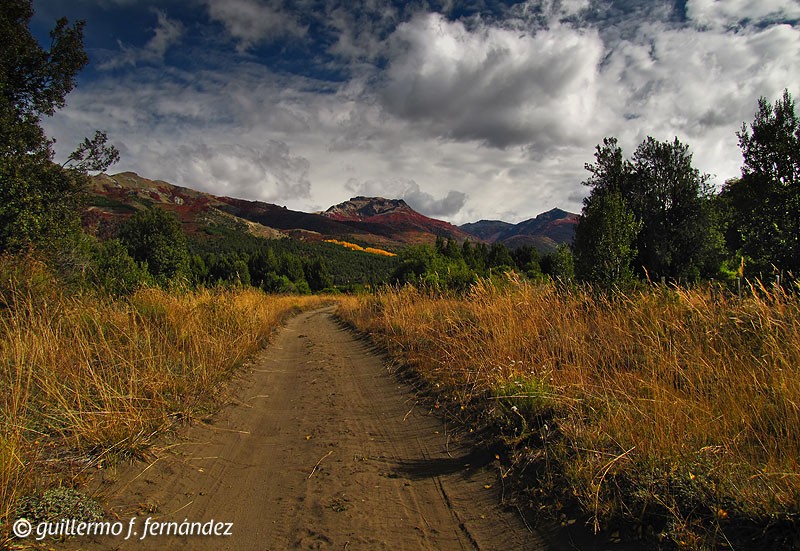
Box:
[324,239,396,257]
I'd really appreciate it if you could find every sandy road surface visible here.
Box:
[67,306,560,550]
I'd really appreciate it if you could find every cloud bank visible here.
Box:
[39,0,800,224]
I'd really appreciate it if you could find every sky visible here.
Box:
[30,0,800,224]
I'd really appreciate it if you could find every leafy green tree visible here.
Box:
[0,1,118,251]
[118,208,190,283]
[248,248,279,287]
[574,190,639,288]
[189,253,208,284]
[487,243,514,270]
[461,240,487,272]
[393,245,436,284]
[443,238,461,260]
[630,137,720,280]
[541,244,574,281]
[279,252,307,287]
[260,272,293,293]
[574,138,639,287]
[582,137,631,196]
[723,90,800,275]
[577,136,721,283]
[304,257,333,291]
[90,238,150,295]
[511,245,543,280]
[207,253,250,286]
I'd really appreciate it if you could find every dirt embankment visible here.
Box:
[58,307,575,550]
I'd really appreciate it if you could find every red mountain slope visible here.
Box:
[323,196,475,244]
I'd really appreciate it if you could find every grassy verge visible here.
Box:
[0,256,326,546]
[338,276,800,549]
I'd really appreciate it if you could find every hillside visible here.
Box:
[323,196,476,244]
[86,173,471,249]
[85,172,578,255]
[458,220,513,243]
[460,208,579,252]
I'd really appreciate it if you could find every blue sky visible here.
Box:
[31,0,800,224]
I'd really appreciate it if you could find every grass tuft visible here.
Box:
[0,255,326,546]
[338,277,800,549]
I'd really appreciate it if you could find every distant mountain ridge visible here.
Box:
[459,220,514,243]
[86,173,471,248]
[85,172,577,253]
[323,196,475,244]
[460,208,579,252]
[324,196,411,220]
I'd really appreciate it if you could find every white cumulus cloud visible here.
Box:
[686,0,800,29]
[381,13,605,150]
[206,0,307,52]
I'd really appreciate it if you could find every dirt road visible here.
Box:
[71,307,557,550]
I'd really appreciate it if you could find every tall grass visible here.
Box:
[339,277,800,548]
[0,257,326,545]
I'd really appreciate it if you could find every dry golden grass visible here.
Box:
[338,276,800,548]
[0,257,326,545]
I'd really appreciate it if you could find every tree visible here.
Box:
[574,138,638,287]
[510,245,543,279]
[541,244,574,281]
[487,243,514,270]
[576,136,721,284]
[574,190,639,288]
[629,137,719,280]
[118,208,190,283]
[0,1,118,251]
[89,238,150,295]
[724,90,800,275]
[393,245,436,284]
[461,240,487,272]
[582,137,631,196]
[304,257,333,292]
[443,238,461,260]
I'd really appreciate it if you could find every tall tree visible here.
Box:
[118,209,190,283]
[575,136,721,284]
[0,0,117,251]
[582,137,631,196]
[574,138,639,286]
[541,244,574,281]
[724,90,800,275]
[629,137,719,280]
[574,190,639,288]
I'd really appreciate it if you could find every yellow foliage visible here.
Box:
[325,239,396,257]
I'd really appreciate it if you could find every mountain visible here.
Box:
[322,196,476,244]
[459,220,513,243]
[85,173,470,249]
[460,208,579,253]
[85,172,576,254]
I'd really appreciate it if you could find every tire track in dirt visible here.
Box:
[68,306,556,550]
